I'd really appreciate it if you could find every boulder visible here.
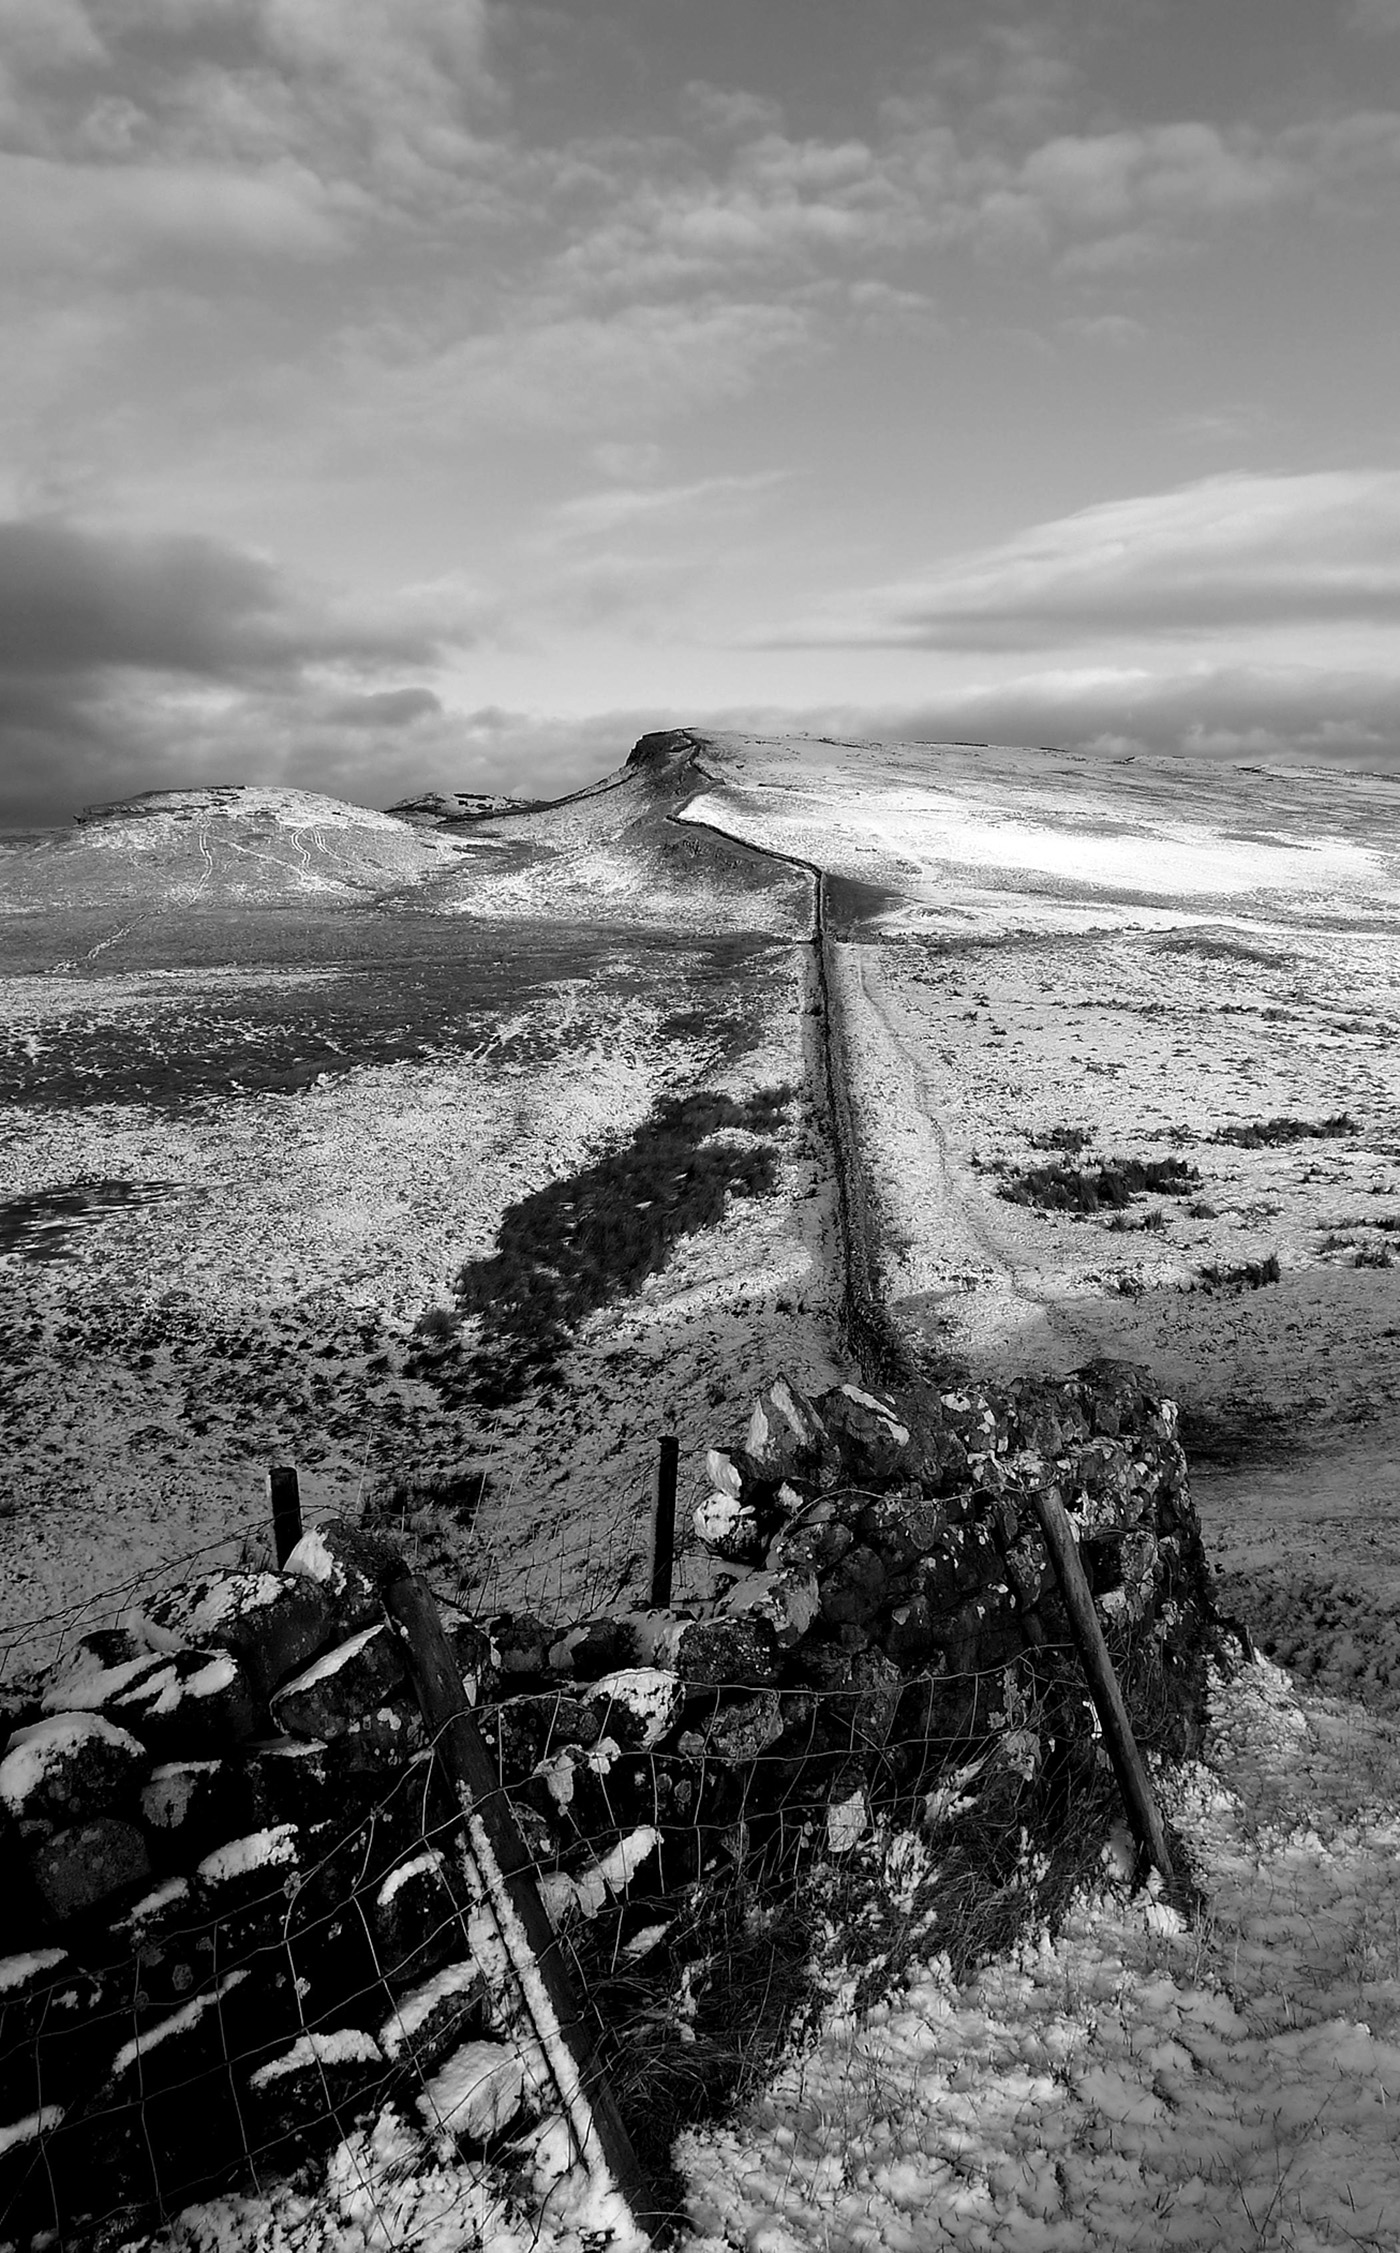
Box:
[745,1377,828,1481]
[270,1624,406,1740]
[1,1713,149,1827]
[29,1818,151,1922]
[140,1572,335,1703]
[284,1519,399,1632]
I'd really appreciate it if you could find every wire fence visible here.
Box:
[1,1604,1173,2253]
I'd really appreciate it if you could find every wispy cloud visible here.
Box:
[762,472,1400,650]
[543,470,787,542]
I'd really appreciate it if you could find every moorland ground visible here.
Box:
[3,732,1399,1721]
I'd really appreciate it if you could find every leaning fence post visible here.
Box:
[1030,1486,1177,1892]
[650,1434,680,1612]
[382,1569,659,2243]
[267,1466,302,1567]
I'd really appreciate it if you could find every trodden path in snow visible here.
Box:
[679,1654,1400,2251]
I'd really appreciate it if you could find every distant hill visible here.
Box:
[384,790,549,824]
[0,785,470,910]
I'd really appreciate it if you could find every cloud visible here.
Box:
[762,472,1400,650]
[0,516,435,677]
[543,471,786,542]
[0,514,461,822]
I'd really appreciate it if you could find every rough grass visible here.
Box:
[1210,1114,1356,1149]
[1196,1253,1282,1291]
[998,1155,1199,1215]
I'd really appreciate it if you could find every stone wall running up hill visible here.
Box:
[0,1360,1215,2245]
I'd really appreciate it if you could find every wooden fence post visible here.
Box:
[267,1467,302,1567]
[650,1435,680,1612]
[382,1570,659,2242]
[1029,1486,1177,1892]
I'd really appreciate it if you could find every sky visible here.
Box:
[2,0,1400,824]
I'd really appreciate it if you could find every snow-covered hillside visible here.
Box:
[0,786,470,907]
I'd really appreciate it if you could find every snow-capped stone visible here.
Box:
[693,1489,763,1561]
[270,1623,407,1740]
[745,1378,827,1477]
[584,1668,683,1751]
[378,1961,485,2070]
[417,2039,527,2147]
[284,1519,393,1631]
[706,1448,745,1499]
[1,1712,149,1825]
[107,1647,259,1753]
[140,1571,334,1702]
[819,1385,914,1484]
[720,1567,821,1648]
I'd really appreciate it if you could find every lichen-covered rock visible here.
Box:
[243,1736,335,1828]
[666,1614,780,1689]
[682,1690,785,1766]
[478,1692,600,1778]
[1,1713,149,1828]
[29,1817,151,1922]
[140,1759,230,1854]
[270,1624,406,1740]
[487,1612,551,1681]
[817,1544,888,1628]
[141,1572,335,1702]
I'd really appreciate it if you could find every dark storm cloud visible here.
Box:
[0,517,453,825]
[0,517,434,680]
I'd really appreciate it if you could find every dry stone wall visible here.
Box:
[0,1358,1215,2244]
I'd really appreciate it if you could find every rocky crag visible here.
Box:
[0,1361,1215,2244]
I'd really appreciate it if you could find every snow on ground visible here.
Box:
[679,1652,1400,2252]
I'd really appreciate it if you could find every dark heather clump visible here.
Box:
[448,1086,792,1403]
[998,1155,1199,1215]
